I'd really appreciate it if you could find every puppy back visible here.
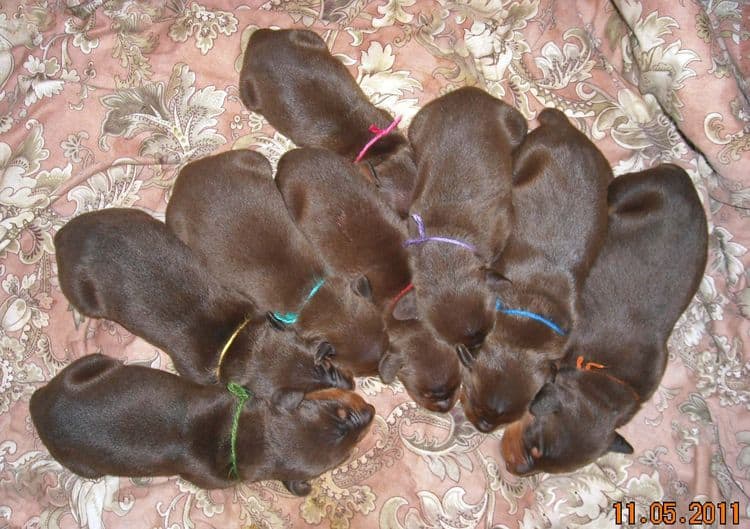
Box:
[277,148,411,303]
[168,149,328,310]
[570,164,707,396]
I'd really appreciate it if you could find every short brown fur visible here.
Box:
[166,150,385,376]
[54,209,353,407]
[240,28,416,217]
[461,108,612,432]
[501,165,708,475]
[31,354,374,494]
[276,148,461,411]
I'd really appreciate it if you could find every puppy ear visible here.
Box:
[455,344,475,369]
[272,389,305,411]
[283,479,312,496]
[266,312,287,330]
[351,275,373,300]
[529,383,562,416]
[378,350,403,384]
[608,433,634,454]
[499,104,528,150]
[315,342,335,365]
[392,289,418,320]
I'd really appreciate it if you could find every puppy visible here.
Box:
[460,108,612,432]
[239,28,416,217]
[30,354,374,495]
[401,87,527,353]
[54,209,352,406]
[276,148,461,412]
[165,150,386,377]
[501,164,708,475]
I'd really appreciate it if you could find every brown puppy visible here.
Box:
[54,209,352,407]
[400,87,527,354]
[460,108,612,432]
[276,148,461,412]
[166,150,386,376]
[239,28,416,217]
[501,164,708,475]
[30,354,374,495]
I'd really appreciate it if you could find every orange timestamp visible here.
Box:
[613,500,740,525]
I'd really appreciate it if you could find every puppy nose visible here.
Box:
[361,404,375,425]
[344,403,375,429]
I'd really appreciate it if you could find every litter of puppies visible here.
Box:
[32,28,708,493]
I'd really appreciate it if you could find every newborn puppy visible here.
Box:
[166,150,386,377]
[401,87,527,353]
[239,28,416,217]
[501,164,708,475]
[460,108,612,432]
[54,209,352,406]
[276,148,461,412]
[31,354,374,495]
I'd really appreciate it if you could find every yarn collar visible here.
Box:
[226,382,252,479]
[404,214,477,253]
[355,116,402,162]
[271,278,326,325]
[495,298,566,336]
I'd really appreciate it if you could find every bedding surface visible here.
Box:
[1,1,748,527]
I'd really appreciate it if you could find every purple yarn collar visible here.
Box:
[404,214,477,253]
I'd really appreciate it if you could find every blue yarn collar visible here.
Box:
[495,298,566,336]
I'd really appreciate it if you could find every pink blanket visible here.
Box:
[1,1,748,527]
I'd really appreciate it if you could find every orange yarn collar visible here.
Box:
[576,356,640,402]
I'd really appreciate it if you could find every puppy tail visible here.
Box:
[537,107,569,128]
[497,104,528,151]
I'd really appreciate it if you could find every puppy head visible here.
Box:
[379,318,461,412]
[228,315,355,404]
[393,262,495,352]
[459,340,555,432]
[428,285,495,354]
[500,369,636,476]
[297,275,388,376]
[458,309,566,432]
[262,387,375,494]
[397,248,496,352]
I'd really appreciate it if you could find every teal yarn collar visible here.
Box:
[227,382,252,480]
[271,278,326,325]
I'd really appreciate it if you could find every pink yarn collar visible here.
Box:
[354,115,402,162]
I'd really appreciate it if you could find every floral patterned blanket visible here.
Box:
[1,1,748,528]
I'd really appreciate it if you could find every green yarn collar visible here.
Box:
[226,382,252,480]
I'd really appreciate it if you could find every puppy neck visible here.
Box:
[568,355,643,413]
[213,314,263,384]
[493,284,570,343]
[222,395,266,483]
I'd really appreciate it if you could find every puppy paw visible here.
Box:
[283,479,312,496]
